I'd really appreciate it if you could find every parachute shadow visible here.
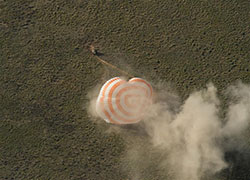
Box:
[117,122,150,137]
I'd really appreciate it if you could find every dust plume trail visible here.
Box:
[140,82,250,180]
[88,81,250,180]
[223,82,250,137]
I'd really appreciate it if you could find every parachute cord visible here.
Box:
[91,51,134,78]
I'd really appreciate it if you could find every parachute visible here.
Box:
[96,77,153,124]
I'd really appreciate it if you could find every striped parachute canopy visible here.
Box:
[96,77,153,124]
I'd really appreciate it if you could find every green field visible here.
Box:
[0,0,250,179]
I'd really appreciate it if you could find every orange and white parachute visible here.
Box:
[96,77,153,124]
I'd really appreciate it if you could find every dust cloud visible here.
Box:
[88,81,250,180]
[141,81,250,180]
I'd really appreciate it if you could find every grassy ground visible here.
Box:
[0,0,250,179]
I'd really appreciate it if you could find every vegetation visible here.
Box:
[0,0,249,179]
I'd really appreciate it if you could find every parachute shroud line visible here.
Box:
[90,45,134,78]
